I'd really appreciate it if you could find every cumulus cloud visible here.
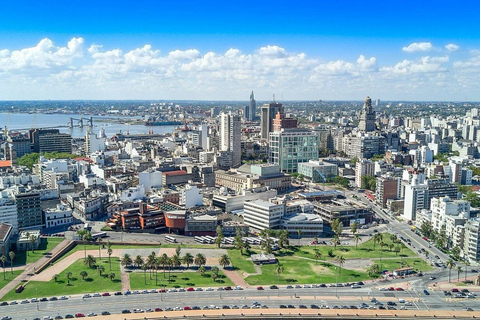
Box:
[445,44,460,52]
[402,42,433,53]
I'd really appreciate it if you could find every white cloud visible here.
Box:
[381,56,449,74]
[402,42,433,53]
[357,55,378,72]
[445,44,460,52]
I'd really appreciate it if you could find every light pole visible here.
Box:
[335,267,338,299]
[36,287,39,311]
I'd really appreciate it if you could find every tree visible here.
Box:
[147,252,156,279]
[389,244,394,252]
[451,246,461,260]
[354,234,360,250]
[457,266,463,281]
[297,229,302,246]
[274,263,284,286]
[351,221,358,235]
[97,265,105,276]
[447,259,456,283]
[373,233,383,251]
[215,225,224,248]
[80,271,88,280]
[0,255,6,280]
[8,251,15,274]
[85,255,96,268]
[390,234,397,243]
[107,248,113,270]
[29,235,37,253]
[332,234,340,249]
[331,218,342,238]
[66,271,72,285]
[234,232,245,255]
[121,254,132,268]
[183,253,194,269]
[109,272,115,281]
[361,175,376,191]
[211,266,220,282]
[160,254,169,277]
[175,245,181,257]
[97,238,103,261]
[368,263,380,277]
[420,222,433,238]
[219,254,231,269]
[154,257,160,285]
[194,253,206,268]
[134,255,144,269]
[198,265,206,276]
[171,255,181,269]
[313,248,322,265]
[53,274,59,282]
[142,264,148,285]
[394,245,401,256]
[336,256,345,274]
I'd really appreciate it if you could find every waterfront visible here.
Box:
[0,113,177,138]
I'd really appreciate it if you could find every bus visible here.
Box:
[165,235,177,243]
[204,236,216,244]
[194,236,206,243]
[91,232,107,240]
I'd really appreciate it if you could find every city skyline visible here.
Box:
[0,1,479,100]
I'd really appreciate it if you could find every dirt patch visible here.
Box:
[342,259,372,272]
[310,263,333,274]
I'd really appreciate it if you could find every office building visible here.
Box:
[403,175,428,221]
[261,102,284,139]
[243,199,284,230]
[219,112,242,168]
[358,96,376,132]
[248,91,256,121]
[30,129,72,154]
[355,159,375,188]
[297,160,338,183]
[0,192,18,233]
[375,176,401,208]
[14,189,42,230]
[463,218,480,263]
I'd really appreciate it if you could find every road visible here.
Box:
[1,285,478,319]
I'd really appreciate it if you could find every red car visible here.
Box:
[257,286,264,290]
[158,289,166,293]
[154,308,162,312]
[184,306,192,310]
[396,287,404,291]
[224,286,232,290]
[423,237,428,241]
[388,287,395,291]
[186,287,195,292]
[452,288,459,292]
[102,292,110,296]
[75,314,85,318]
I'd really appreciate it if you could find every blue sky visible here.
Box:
[0,1,479,100]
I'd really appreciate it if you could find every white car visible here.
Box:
[234,286,243,290]
[133,309,144,313]
[405,302,413,306]
[379,288,388,291]
[60,296,68,300]
[206,287,214,291]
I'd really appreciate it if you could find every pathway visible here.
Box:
[222,267,250,288]
[121,270,131,292]
[0,239,71,299]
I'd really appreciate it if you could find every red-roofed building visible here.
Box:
[0,160,12,168]
[162,170,192,186]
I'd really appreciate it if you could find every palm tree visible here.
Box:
[219,254,231,269]
[211,266,220,282]
[175,245,182,257]
[66,271,72,285]
[447,259,456,283]
[171,255,181,270]
[8,251,15,274]
[109,272,115,281]
[333,234,339,249]
[297,229,302,246]
[0,255,6,280]
[313,248,322,265]
[457,266,463,281]
[274,263,284,286]
[166,257,173,281]
[147,252,156,279]
[354,233,360,250]
[390,234,397,243]
[368,263,380,277]
[97,265,105,276]
[29,235,37,253]
[98,238,103,261]
[134,255,144,269]
[389,244,394,252]
[53,274,59,282]
[154,257,161,285]
[183,253,194,269]
[80,270,88,280]
[194,253,206,268]
[198,265,206,276]
[216,225,224,248]
[159,254,169,277]
[85,255,96,268]
[336,256,345,275]
[465,261,470,282]
[121,254,132,268]
[373,233,383,251]
[394,245,401,256]
[234,234,245,255]
[142,264,148,285]
[107,248,113,270]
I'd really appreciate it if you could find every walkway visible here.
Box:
[121,270,131,292]
[222,267,250,288]
[0,239,71,299]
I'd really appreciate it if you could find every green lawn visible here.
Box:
[1,258,122,301]
[13,237,64,266]
[0,270,23,290]
[129,269,233,289]
[227,249,257,274]
[373,258,433,273]
[56,243,161,263]
[245,256,370,285]
[292,232,415,261]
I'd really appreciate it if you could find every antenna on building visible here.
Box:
[273,94,276,102]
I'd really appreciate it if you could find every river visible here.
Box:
[0,113,178,138]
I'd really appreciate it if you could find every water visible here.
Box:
[0,113,177,138]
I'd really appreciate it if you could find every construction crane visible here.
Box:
[3,112,10,138]
[32,113,37,129]
[314,168,327,191]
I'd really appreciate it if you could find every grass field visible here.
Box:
[129,269,233,289]
[245,256,370,285]
[227,249,257,274]
[374,258,433,273]
[56,243,161,263]
[13,237,64,266]
[1,258,122,301]
[0,270,23,290]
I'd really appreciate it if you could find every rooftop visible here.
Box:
[0,223,12,242]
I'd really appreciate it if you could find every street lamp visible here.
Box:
[335,267,338,298]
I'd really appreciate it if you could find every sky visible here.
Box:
[0,0,479,101]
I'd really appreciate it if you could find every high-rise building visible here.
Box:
[261,102,284,139]
[403,175,428,221]
[355,159,375,188]
[192,124,208,150]
[358,96,376,132]
[4,133,31,161]
[30,129,72,154]
[243,105,249,121]
[85,128,105,154]
[14,189,42,230]
[219,112,241,167]
[269,129,319,173]
[0,191,18,233]
[248,91,256,121]
[375,176,401,208]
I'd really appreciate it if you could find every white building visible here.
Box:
[0,192,18,234]
[120,185,146,201]
[281,213,323,237]
[403,175,428,221]
[243,199,284,230]
[44,204,73,228]
[180,184,203,209]
[85,128,106,154]
[430,197,470,249]
[463,219,480,263]
[212,187,277,213]
[0,173,40,189]
[139,169,163,192]
[79,173,106,189]
[355,159,375,188]
[219,112,241,167]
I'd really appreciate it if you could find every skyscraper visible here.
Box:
[248,91,256,121]
[358,96,376,132]
[261,102,284,139]
[219,112,241,167]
